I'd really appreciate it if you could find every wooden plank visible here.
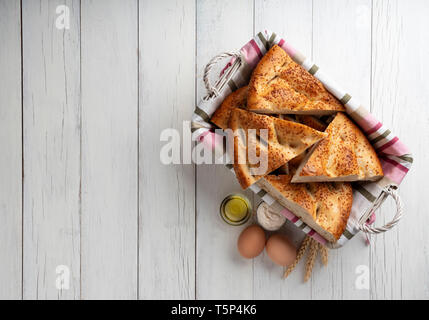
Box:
[371,0,429,299]
[81,0,138,299]
[196,0,254,299]
[0,0,22,300]
[254,0,313,55]
[253,0,314,299]
[22,0,80,299]
[311,0,372,300]
[138,0,196,300]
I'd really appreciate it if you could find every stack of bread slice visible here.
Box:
[210,44,383,242]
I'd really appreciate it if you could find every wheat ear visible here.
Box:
[304,238,318,282]
[283,235,311,279]
[319,243,329,266]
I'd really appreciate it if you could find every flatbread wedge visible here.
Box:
[259,175,353,242]
[229,108,327,189]
[292,112,384,182]
[211,86,248,129]
[247,45,345,115]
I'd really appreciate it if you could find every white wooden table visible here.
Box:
[0,0,428,300]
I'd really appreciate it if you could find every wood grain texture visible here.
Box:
[138,0,195,299]
[254,0,313,55]
[81,0,138,299]
[0,0,22,300]
[22,0,80,299]
[370,0,429,299]
[196,0,254,300]
[311,0,371,300]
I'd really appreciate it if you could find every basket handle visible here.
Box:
[358,187,403,234]
[203,51,241,97]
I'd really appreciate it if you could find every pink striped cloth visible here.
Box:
[191,30,412,247]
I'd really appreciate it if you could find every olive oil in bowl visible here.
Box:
[220,194,252,226]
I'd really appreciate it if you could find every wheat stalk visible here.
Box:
[304,238,318,282]
[319,243,329,266]
[283,235,311,279]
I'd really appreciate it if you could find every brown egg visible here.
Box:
[237,225,266,259]
[266,234,297,266]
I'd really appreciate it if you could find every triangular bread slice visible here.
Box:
[229,108,327,189]
[259,175,353,242]
[247,45,345,115]
[292,112,383,182]
[211,86,248,129]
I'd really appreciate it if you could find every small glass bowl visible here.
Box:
[219,194,252,226]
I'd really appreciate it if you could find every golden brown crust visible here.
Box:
[211,86,248,129]
[247,45,345,114]
[314,182,353,240]
[262,175,353,241]
[229,109,327,189]
[293,112,384,182]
